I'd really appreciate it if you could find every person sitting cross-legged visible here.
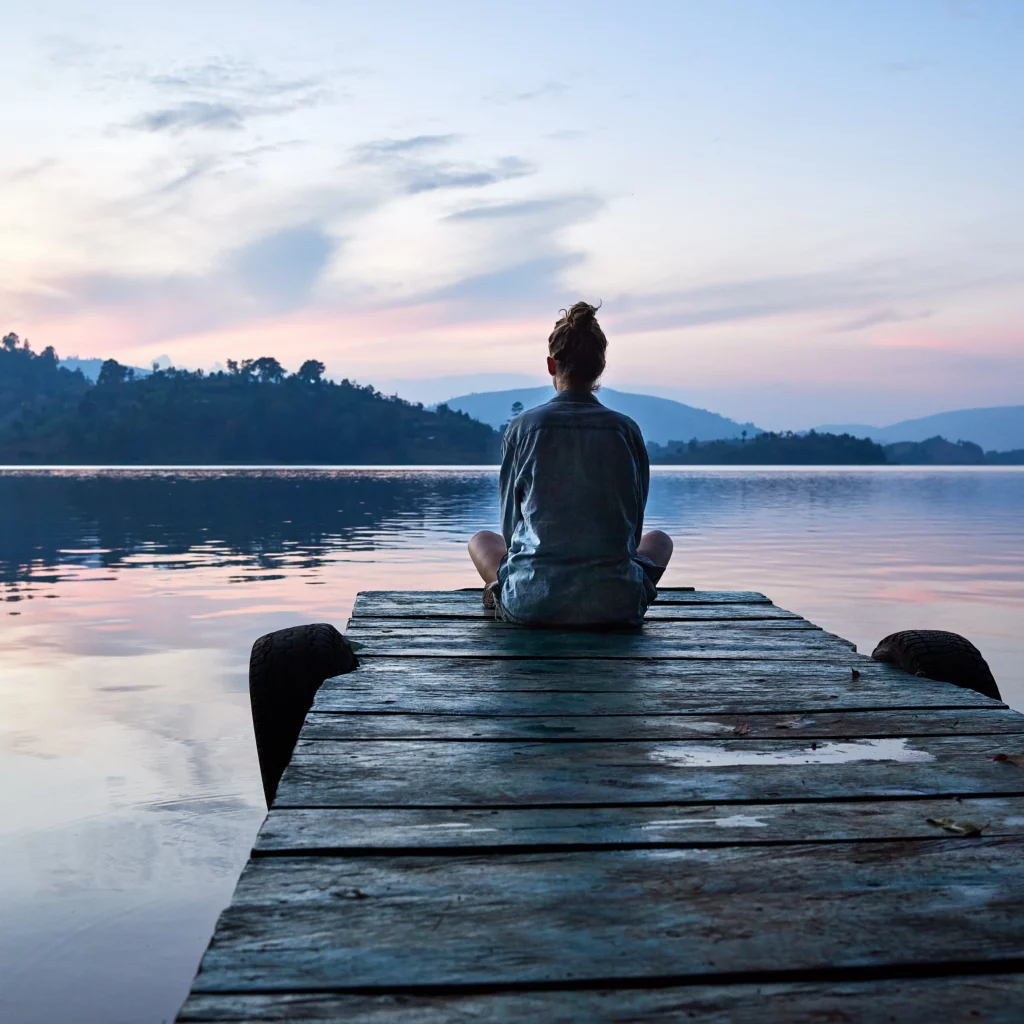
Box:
[468,301,673,626]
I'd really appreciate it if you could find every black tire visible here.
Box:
[249,623,358,807]
[871,630,1001,701]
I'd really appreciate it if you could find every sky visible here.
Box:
[2,0,1023,429]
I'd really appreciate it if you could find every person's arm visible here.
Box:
[499,428,519,547]
[634,427,650,548]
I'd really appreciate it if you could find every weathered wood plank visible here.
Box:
[177,975,1024,1023]
[277,734,1024,807]
[189,839,1024,992]
[299,707,1024,742]
[352,590,770,617]
[314,658,1002,715]
[345,620,856,659]
[350,617,826,637]
[352,591,797,621]
[254,795,1024,853]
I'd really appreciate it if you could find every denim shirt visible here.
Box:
[496,389,656,626]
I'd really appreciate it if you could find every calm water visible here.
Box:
[1,466,1022,1022]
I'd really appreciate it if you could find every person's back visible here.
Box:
[467,301,674,627]
[498,390,653,625]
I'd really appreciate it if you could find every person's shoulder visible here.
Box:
[512,397,561,432]
[600,402,644,442]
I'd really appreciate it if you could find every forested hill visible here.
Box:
[1,332,89,415]
[0,339,498,464]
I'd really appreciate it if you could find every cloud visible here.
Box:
[445,195,601,222]
[229,226,336,308]
[130,101,245,133]
[602,262,1004,335]
[487,81,568,104]
[426,253,584,305]
[837,309,933,332]
[352,136,535,195]
[357,135,462,157]
[24,221,338,342]
[404,156,534,194]
[4,159,59,183]
[126,60,331,134]
[150,157,221,196]
[150,62,323,100]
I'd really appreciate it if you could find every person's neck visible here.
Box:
[553,377,596,393]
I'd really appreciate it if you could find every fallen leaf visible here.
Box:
[993,753,1024,766]
[733,722,750,735]
[926,817,987,837]
[851,668,861,678]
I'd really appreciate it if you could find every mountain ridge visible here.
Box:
[441,386,761,445]
[816,405,1024,452]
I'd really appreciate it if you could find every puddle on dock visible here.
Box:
[648,738,935,767]
[643,813,769,829]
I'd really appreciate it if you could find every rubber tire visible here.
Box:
[871,630,1000,701]
[249,623,358,807]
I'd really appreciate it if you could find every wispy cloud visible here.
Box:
[837,308,933,332]
[352,135,535,194]
[125,58,331,134]
[4,158,59,183]
[487,81,568,104]
[544,129,586,142]
[151,156,222,195]
[130,101,245,133]
[356,134,462,157]
[605,263,1014,336]
[445,195,601,222]
[427,253,585,304]
[404,157,534,194]
[150,61,324,100]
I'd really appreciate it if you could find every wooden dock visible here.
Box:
[178,589,1024,1022]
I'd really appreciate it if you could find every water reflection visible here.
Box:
[0,467,1021,1023]
[0,469,498,596]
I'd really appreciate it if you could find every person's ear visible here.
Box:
[546,355,557,377]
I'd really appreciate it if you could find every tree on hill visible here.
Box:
[648,430,887,465]
[0,350,500,465]
[0,334,89,431]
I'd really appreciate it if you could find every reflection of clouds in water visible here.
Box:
[0,801,262,1023]
[0,468,500,596]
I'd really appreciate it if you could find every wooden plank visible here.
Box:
[276,734,1024,807]
[178,974,1024,1022]
[254,795,1024,853]
[350,617,825,637]
[345,620,856,659]
[352,592,797,621]
[355,615,822,631]
[299,707,1024,742]
[352,590,771,617]
[314,658,1002,715]
[188,839,1024,992]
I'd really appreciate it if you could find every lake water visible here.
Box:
[1,466,1022,1023]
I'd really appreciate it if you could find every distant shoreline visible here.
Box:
[2,464,1023,473]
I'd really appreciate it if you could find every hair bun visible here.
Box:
[562,300,600,329]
